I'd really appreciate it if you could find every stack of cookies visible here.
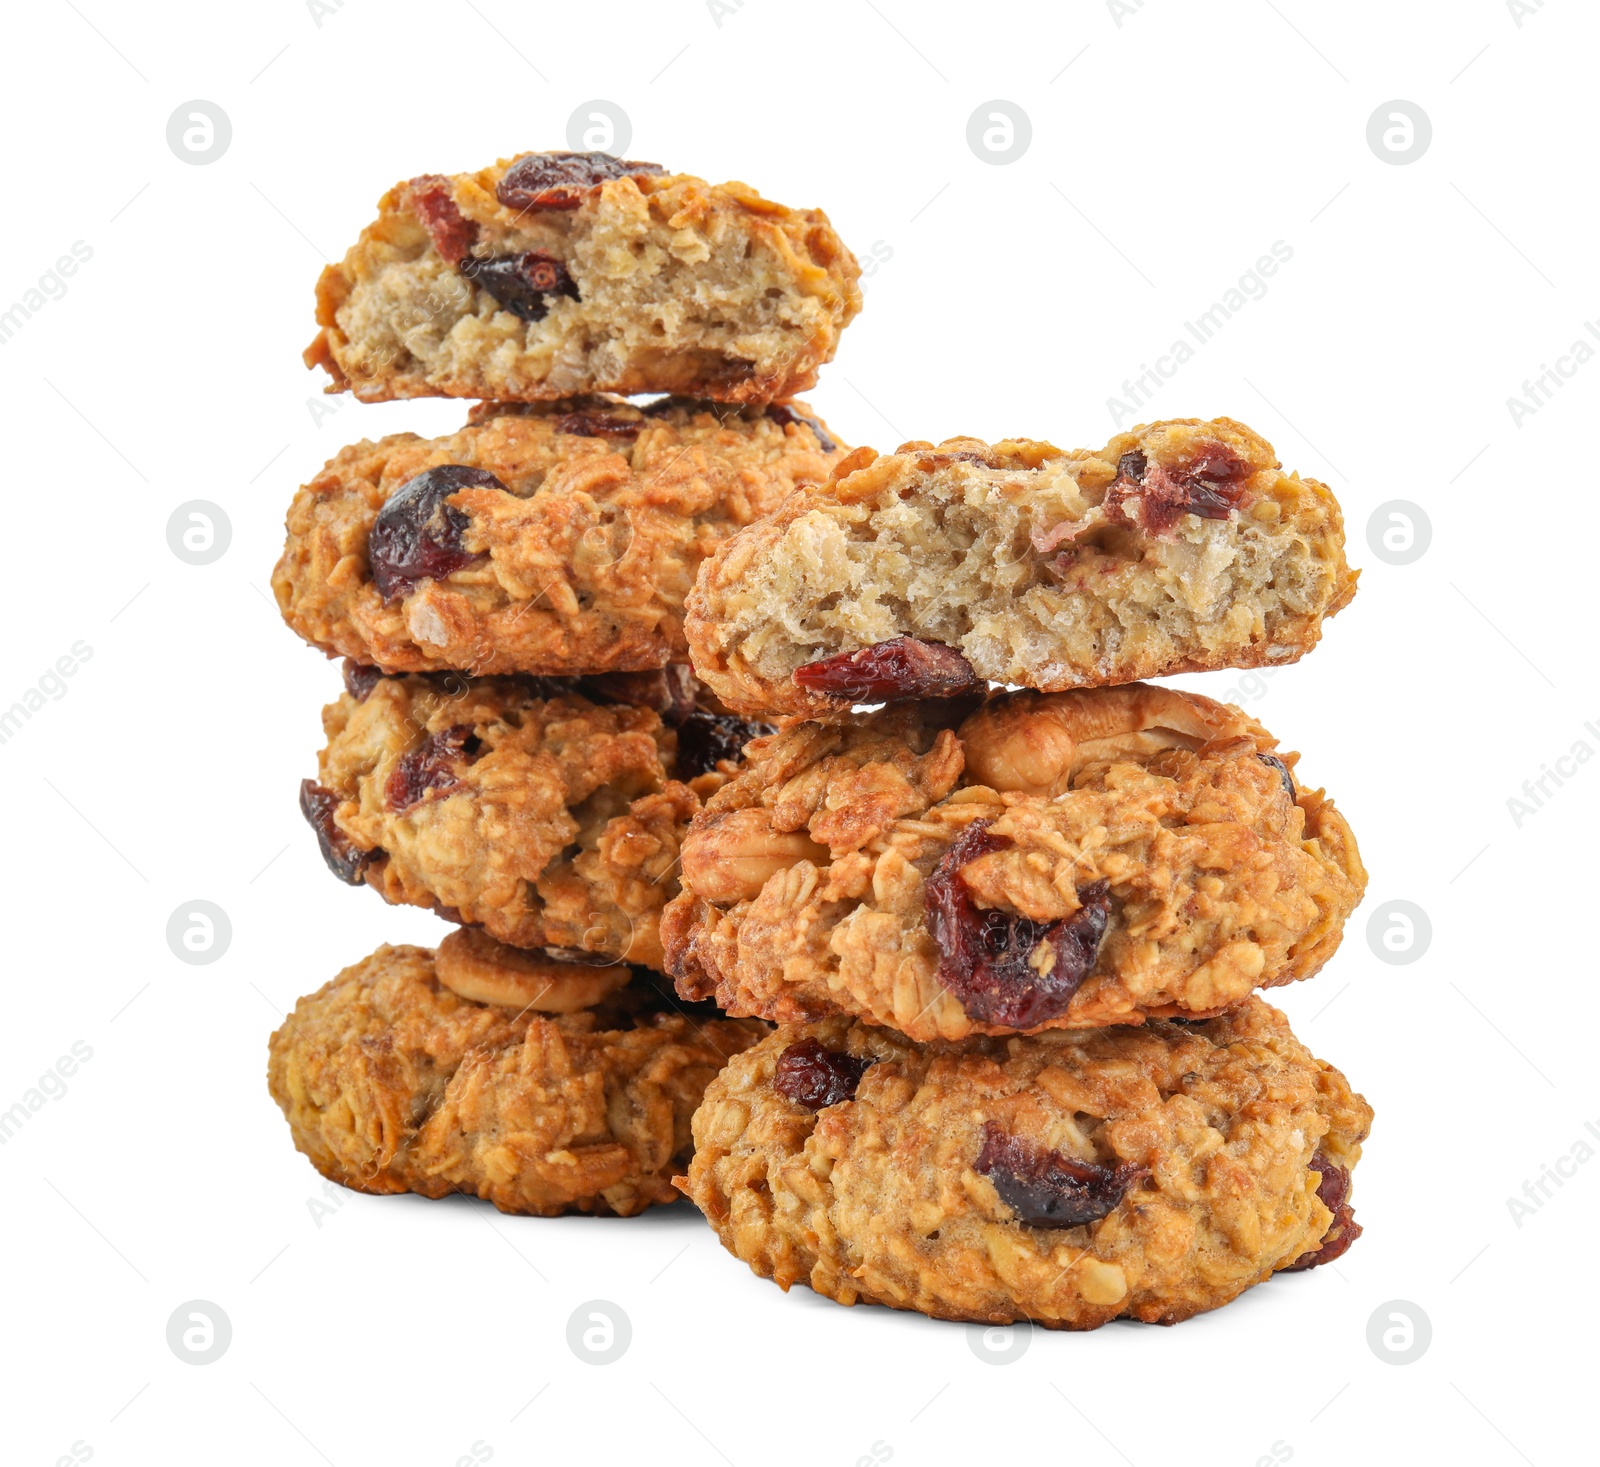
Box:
[666,419,1375,1328]
[265,147,1374,1332]
[266,149,862,1216]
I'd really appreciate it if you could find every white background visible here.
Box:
[3,1,1593,1463]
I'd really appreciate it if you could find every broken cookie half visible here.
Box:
[306,150,862,405]
[685,417,1357,718]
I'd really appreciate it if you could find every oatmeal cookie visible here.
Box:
[301,667,770,965]
[305,151,861,404]
[685,419,1357,717]
[664,684,1365,1040]
[268,940,768,1216]
[682,998,1370,1326]
[273,397,842,678]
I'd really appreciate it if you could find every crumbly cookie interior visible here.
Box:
[329,185,847,401]
[726,455,1344,689]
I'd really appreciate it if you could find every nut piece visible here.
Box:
[681,808,829,906]
[960,684,1256,792]
[434,927,630,1012]
[957,699,1079,797]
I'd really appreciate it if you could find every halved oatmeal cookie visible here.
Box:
[305,151,861,404]
[274,396,842,678]
[663,684,1364,1040]
[682,998,1370,1325]
[268,940,767,1217]
[301,667,770,966]
[685,418,1356,718]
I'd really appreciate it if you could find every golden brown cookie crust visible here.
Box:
[305,671,730,965]
[685,418,1358,718]
[268,942,769,1216]
[306,156,862,404]
[664,684,1366,1039]
[273,398,843,678]
[682,998,1371,1326]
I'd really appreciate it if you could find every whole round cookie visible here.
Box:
[301,665,769,966]
[682,997,1371,1326]
[273,396,842,678]
[664,684,1365,1040]
[305,151,861,404]
[685,418,1357,718]
[268,940,769,1217]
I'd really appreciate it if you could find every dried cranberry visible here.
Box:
[462,251,579,322]
[406,175,478,265]
[552,409,641,440]
[1281,1154,1362,1271]
[975,1124,1147,1228]
[342,661,383,702]
[1258,753,1296,801]
[385,725,482,813]
[926,820,1112,1027]
[495,151,667,212]
[369,465,503,602]
[1104,440,1252,536]
[768,404,838,454]
[1117,449,1148,485]
[773,1038,870,1110]
[793,636,982,703]
[299,779,373,885]
[575,667,693,722]
[673,710,771,779]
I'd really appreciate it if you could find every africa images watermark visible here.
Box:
[1,241,94,345]
[0,1041,94,1145]
[0,640,94,747]
[1504,318,1600,427]
[1106,241,1293,426]
[1506,1116,1600,1227]
[1504,716,1600,827]
[1507,0,1552,28]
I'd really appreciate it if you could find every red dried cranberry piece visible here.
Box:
[768,404,838,454]
[1257,753,1296,801]
[299,779,373,885]
[926,820,1112,1028]
[1281,1154,1363,1271]
[1104,441,1252,535]
[342,660,383,702]
[461,250,579,322]
[495,151,667,212]
[673,710,772,779]
[552,409,641,440]
[773,1037,871,1110]
[406,175,479,266]
[385,725,482,813]
[976,1123,1147,1228]
[793,636,982,703]
[370,465,503,602]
